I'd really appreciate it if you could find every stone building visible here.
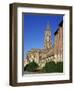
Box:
[24,21,63,68]
[25,23,54,68]
[44,23,52,49]
[54,21,63,63]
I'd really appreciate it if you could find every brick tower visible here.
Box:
[44,23,52,49]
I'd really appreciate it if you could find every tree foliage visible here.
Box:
[42,61,63,73]
[24,60,63,73]
[56,62,63,72]
[24,60,39,72]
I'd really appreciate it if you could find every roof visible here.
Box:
[54,28,59,35]
[54,20,63,35]
[59,20,63,27]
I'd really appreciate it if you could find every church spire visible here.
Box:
[44,22,52,49]
[46,22,51,31]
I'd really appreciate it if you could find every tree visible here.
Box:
[56,62,63,72]
[42,61,56,73]
[42,61,63,73]
[24,60,39,72]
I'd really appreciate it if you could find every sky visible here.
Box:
[23,13,63,55]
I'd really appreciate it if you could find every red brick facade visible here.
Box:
[54,21,63,62]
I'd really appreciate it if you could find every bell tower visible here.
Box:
[44,23,52,49]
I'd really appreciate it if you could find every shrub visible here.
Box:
[56,62,63,72]
[24,60,39,72]
[42,61,63,73]
[42,61,56,73]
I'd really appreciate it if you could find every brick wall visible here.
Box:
[54,22,63,62]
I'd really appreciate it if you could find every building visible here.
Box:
[24,23,54,68]
[44,23,52,49]
[54,21,63,63]
[24,21,63,68]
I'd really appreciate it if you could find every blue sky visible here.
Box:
[23,13,63,54]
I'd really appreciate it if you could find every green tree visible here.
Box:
[56,62,63,72]
[24,60,39,72]
[42,61,63,73]
[42,61,56,73]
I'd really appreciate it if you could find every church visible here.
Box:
[24,21,63,69]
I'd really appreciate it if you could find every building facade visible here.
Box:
[24,21,63,68]
[24,23,54,68]
[54,21,63,63]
